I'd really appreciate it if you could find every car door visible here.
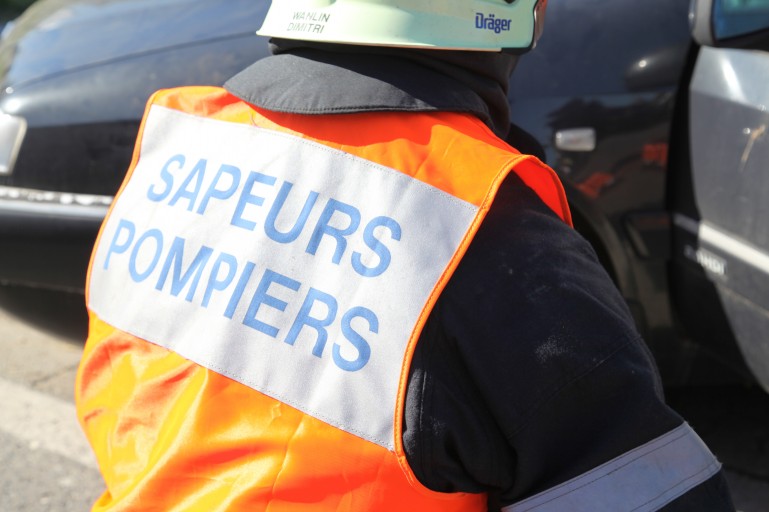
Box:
[676,0,769,391]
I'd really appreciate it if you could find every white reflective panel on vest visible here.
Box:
[89,105,478,449]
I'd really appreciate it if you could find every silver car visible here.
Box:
[683,0,769,390]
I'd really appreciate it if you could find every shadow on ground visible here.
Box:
[667,384,769,512]
[0,284,88,343]
[667,384,769,480]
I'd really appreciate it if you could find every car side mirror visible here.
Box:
[691,0,769,48]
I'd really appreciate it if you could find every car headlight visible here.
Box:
[0,112,26,176]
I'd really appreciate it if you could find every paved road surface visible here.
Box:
[0,287,102,511]
[1,285,768,511]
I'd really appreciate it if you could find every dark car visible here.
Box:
[682,0,769,392]
[0,0,766,391]
[0,0,270,291]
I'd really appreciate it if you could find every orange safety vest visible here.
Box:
[76,86,570,511]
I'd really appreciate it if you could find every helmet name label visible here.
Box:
[287,11,331,35]
[475,13,512,34]
[292,11,331,23]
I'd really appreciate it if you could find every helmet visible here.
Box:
[257,0,548,53]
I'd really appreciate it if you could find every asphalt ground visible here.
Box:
[1,285,768,511]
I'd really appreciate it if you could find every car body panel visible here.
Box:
[689,48,769,256]
[676,41,769,390]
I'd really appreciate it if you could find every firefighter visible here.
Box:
[76,1,735,510]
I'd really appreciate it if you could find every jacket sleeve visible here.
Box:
[403,173,735,511]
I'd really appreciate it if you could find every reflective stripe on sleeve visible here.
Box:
[503,423,721,512]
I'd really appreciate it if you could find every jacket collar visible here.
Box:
[224,40,518,138]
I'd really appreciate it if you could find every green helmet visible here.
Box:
[257,0,548,53]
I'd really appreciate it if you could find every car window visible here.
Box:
[714,0,769,40]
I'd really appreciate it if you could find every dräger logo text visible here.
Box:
[475,13,512,34]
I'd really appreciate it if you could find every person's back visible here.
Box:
[76,1,736,510]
